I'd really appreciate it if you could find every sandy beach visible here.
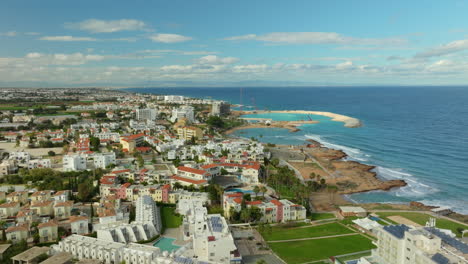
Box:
[240,110,362,128]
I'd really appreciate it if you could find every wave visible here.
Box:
[304,134,370,161]
[375,167,436,197]
[417,199,468,215]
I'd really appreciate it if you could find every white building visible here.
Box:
[52,235,173,264]
[93,152,116,169]
[96,195,162,243]
[164,95,184,103]
[136,108,158,121]
[358,224,468,264]
[181,200,241,264]
[63,154,87,171]
[211,101,230,116]
[28,159,51,169]
[170,105,195,123]
[9,151,31,163]
[94,132,120,142]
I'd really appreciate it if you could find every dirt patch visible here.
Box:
[387,215,422,227]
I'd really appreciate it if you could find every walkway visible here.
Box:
[268,233,359,243]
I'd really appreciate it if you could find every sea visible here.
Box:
[124,86,468,214]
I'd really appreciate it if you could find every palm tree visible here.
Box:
[253,185,260,199]
[260,186,267,198]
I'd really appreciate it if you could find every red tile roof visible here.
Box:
[270,200,283,206]
[171,175,207,185]
[247,200,263,206]
[177,166,207,175]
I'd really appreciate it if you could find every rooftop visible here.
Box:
[11,246,50,262]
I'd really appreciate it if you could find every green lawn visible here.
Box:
[376,212,468,237]
[261,222,353,241]
[309,212,336,221]
[269,234,375,264]
[161,206,183,229]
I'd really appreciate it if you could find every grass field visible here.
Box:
[376,212,468,237]
[161,206,183,229]
[269,234,375,264]
[261,222,353,241]
[309,212,336,221]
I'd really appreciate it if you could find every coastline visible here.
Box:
[240,110,362,128]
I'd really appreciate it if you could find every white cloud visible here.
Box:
[224,32,407,46]
[414,39,468,58]
[196,55,238,65]
[39,36,97,41]
[0,31,18,37]
[67,19,147,33]
[25,52,43,59]
[149,33,192,43]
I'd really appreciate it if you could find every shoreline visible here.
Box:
[239,110,362,128]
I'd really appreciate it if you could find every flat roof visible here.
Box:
[76,259,103,264]
[0,244,11,254]
[39,252,73,264]
[11,246,50,261]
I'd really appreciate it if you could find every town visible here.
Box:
[0,88,466,264]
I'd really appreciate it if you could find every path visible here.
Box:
[268,233,359,243]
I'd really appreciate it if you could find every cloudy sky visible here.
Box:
[2,0,468,87]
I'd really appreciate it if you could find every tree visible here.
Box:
[220,168,228,175]
[260,186,267,198]
[77,182,91,201]
[240,209,251,223]
[48,150,56,156]
[270,158,280,167]
[89,136,100,151]
[253,185,260,198]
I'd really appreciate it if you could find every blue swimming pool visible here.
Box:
[153,237,180,252]
[226,188,254,193]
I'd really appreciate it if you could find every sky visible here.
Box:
[2,0,468,87]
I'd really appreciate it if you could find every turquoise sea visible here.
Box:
[125,87,468,214]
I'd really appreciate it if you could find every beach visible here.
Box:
[239,110,362,128]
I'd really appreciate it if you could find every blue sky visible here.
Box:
[1,0,468,87]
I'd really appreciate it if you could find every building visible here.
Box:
[171,105,195,123]
[52,235,178,264]
[180,200,241,264]
[96,195,162,243]
[223,192,307,223]
[11,246,51,264]
[339,206,367,217]
[177,126,203,141]
[31,201,54,216]
[211,101,230,116]
[63,154,87,171]
[28,159,52,169]
[7,191,28,204]
[54,201,73,219]
[0,202,20,218]
[0,160,17,176]
[136,108,157,121]
[38,221,58,243]
[358,224,468,264]
[70,216,89,235]
[93,152,116,169]
[6,225,29,243]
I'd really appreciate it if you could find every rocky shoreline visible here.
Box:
[302,138,407,194]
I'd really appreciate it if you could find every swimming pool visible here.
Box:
[226,188,254,193]
[153,237,180,252]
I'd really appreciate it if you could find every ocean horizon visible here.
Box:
[125,86,468,214]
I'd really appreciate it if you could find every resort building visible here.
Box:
[38,220,59,243]
[70,216,89,235]
[6,225,29,243]
[0,202,20,218]
[28,158,52,169]
[358,224,468,264]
